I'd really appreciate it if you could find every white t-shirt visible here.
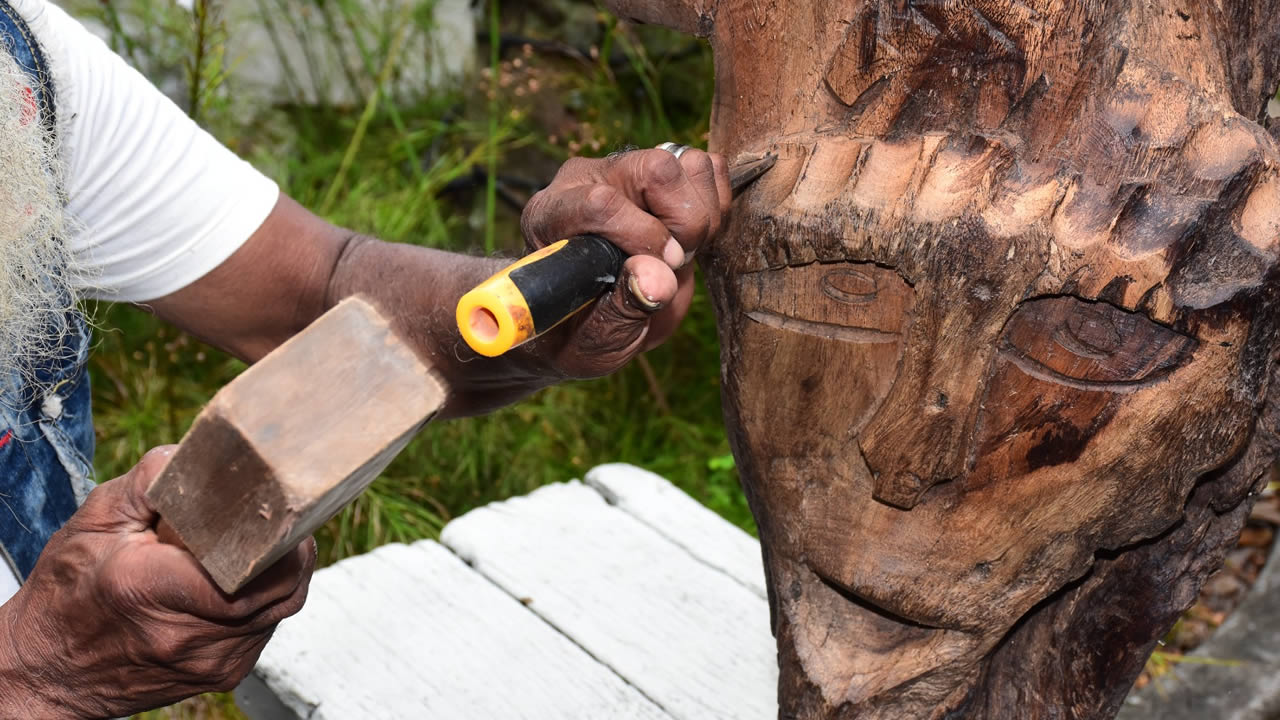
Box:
[0,562,17,604]
[1,0,280,598]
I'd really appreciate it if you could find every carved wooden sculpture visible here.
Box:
[605,1,1280,717]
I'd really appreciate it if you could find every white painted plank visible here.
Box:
[441,481,778,720]
[584,463,767,599]
[249,540,672,720]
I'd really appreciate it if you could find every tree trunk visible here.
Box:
[607,1,1280,717]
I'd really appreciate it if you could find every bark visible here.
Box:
[605,0,1280,717]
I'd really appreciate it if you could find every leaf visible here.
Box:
[707,453,736,471]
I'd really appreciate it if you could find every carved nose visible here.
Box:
[859,410,970,510]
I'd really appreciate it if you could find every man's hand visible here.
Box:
[0,447,315,718]
[519,148,731,378]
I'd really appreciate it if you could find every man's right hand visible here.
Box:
[0,447,315,718]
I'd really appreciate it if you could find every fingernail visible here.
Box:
[628,275,663,311]
[681,249,697,268]
[662,236,684,269]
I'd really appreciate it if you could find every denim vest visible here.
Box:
[0,0,96,581]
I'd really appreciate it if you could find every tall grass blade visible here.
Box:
[319,4,414,216]
[484,0,500,254]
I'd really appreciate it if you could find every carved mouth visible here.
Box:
[782,562,971,706]
[812,569,947,631]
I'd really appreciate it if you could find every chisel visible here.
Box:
[456,153,777,357]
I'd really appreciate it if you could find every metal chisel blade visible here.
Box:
[729,153,777,196]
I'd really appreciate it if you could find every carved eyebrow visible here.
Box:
[747,311,902,344]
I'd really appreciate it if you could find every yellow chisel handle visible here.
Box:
[456,235,625,357]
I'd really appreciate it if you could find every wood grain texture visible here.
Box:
[441,481,778,720]
[585,463,766,599]
[147,297,446,593]
[249,540,672,720]
[602,1,1280,717]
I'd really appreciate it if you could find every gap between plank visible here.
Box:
[439,538,680,720]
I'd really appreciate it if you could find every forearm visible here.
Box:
[149,195,561,417]
[323,236,564,418]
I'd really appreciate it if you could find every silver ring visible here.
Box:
[656,142,692,159]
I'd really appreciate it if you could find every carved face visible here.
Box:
[710,121,1280,710]
[661,0,1280,715]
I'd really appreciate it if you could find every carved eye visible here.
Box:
[744,263,914,342]
[821,269,880,305]
[1000,297,1197,391]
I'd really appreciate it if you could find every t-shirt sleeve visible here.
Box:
[16,0,280,303]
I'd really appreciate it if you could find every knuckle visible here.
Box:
[210,658,254,692]
[673,212,711,247]
[74,483,111,518]
[134,446,177,479]
[143,633,191,665]
[212,675,241,693]
[267,589,308,624]
[642,150,684,187]
[686,149,715,176]
[583,184,624,226]
[520,191,552,245]
[575,301,646,365]
[558,156,593,178]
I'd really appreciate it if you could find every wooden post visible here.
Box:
[606,1,1280,717]
[147,297,447,594]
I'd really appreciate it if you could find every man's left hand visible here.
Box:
[519,147,731,378]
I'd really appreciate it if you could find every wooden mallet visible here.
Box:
[146,296,447,594]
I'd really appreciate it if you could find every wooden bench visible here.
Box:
[235,461,1280,719]
[234,464,778,719]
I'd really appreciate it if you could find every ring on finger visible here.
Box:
[656,142,705,266]
[655,142,692,159]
